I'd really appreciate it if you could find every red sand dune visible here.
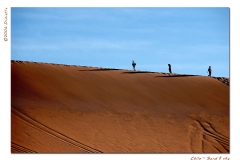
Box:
[11,60,229,153]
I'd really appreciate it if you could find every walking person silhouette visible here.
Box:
[168,64,172,74]
[132,60,136,71]
[207,66,212,77]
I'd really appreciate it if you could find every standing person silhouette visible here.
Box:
[132,60,136,71]
[207,66,212,77]
[168,64,172,74]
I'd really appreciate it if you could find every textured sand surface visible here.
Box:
[11,61,229,153]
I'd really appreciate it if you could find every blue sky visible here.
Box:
[11,7,229,77]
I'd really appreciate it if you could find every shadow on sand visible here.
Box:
[122,71,156,74]
[78,68,121,72]
[155,74,199,78]
[78,69,201,78]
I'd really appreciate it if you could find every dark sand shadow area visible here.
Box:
[155,74,200,78]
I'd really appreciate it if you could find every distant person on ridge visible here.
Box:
[168,64,172,74]
[207,66,212,77]
[132,60,136,71]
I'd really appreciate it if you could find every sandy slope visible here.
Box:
[11,61,229,153]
